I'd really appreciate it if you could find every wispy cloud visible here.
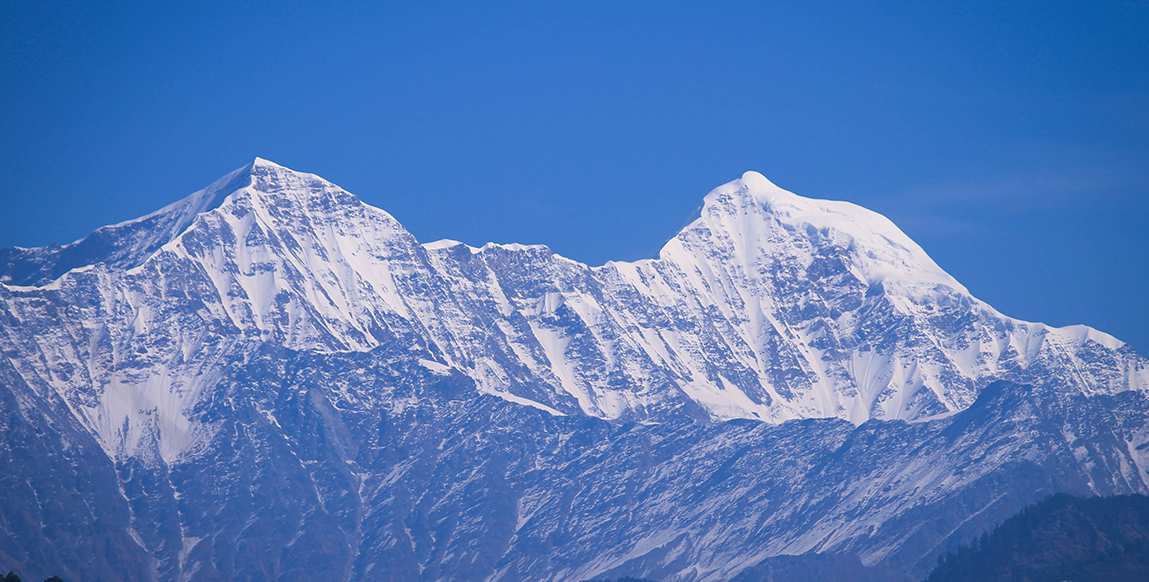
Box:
[880,143,1149,238]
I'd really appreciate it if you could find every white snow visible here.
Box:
[5,158,1146,466]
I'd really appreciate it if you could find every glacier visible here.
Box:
[0,158,1146,581]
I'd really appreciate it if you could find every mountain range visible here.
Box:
[1,159,1146,581]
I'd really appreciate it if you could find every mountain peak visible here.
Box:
[687,169,967,295]
[248,156,303,177]
[0,158,351,287]
[250,155,282,168]
[245,156,314,183]
[739,170,783,193]
[3,159,1144,438]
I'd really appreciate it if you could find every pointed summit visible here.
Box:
[739,170,783,193]
[676,170,967,295]
[248,156,299,176]
[0,158,354,287]
[246,156,305,184]
[4,159,1144,431]
[250,155,280,168]
[0,160,258,286]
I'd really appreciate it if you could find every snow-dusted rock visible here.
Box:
[1,159,1146,580]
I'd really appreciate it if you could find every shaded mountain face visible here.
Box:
[925,494,1149,582]
[1,159,1147,581]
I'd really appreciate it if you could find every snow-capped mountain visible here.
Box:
[1,159,1146,581]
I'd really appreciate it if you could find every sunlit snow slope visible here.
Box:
[3,158,1149,582]
[1,158,1145,461]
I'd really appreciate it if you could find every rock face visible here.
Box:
[1,159,1146,581]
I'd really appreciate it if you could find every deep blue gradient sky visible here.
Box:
[2,1,1147,353]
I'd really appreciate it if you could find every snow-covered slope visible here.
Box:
[1,159,1145,461]
[425,169,1144,423]
[1,158,1147,581]
[0,163,250,287]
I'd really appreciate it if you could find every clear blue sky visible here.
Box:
[2,1,1147,353]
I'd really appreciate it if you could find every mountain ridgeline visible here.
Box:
[1,159,1146,581]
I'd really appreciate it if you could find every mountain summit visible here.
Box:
[2,160,1147,581]
[2,159,1144,438]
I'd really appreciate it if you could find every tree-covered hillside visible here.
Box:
[926,494,1149,582]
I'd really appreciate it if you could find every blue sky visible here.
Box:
[2,1,1147,353]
